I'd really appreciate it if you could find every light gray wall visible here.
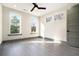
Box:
[40,9,67,41]
[0,4,2,44]
[2,6,40,41]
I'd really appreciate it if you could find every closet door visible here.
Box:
[67,4,79,47]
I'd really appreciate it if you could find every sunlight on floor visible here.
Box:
[25,39,61,44]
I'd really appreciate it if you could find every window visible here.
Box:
[9,12,21,34]
[54,13,64,20]
[31,26,36,33]
[31,16,37,33]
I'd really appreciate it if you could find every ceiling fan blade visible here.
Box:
[31,6,35,12]
[38,7,46,9]
[32,3,38,7]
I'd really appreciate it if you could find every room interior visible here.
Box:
[0,3,79,56]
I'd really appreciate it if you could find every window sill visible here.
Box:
[8,33,22,36]
[30,32,37,34]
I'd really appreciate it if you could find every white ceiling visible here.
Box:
[2,3,77,16]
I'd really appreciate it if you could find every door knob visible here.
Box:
[67,30,70,32]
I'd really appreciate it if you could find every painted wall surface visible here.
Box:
[2,6,39,41]
[0,4,2,43]
[40,9,67,41]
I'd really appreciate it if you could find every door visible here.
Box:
[67,4,79,47]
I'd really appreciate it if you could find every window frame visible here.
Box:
[30,16,38,34]
[9,12,22,35]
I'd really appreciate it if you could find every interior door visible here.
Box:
[67,4,79,47]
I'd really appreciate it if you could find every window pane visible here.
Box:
[10,13,21,34]
[31,16,37,33]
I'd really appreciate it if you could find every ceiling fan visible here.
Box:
[31,3,46,12]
